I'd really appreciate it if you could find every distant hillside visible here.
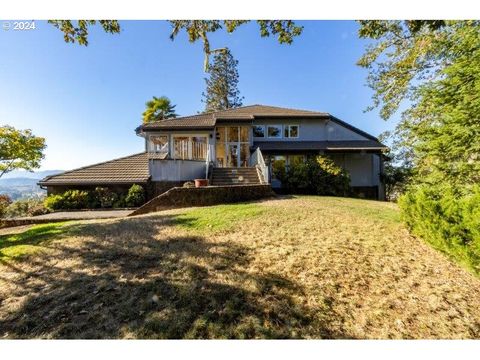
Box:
[0,170,64,200]
[1,170,63,180]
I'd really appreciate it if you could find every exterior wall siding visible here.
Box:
[329,153,381,187]
[149,159,206,181]
[252,118,369,142]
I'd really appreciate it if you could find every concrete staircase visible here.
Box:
[210,167,262,186]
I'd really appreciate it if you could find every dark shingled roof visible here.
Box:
[38,152,150,186]
[253,140,387,152]
[138,104,330,131]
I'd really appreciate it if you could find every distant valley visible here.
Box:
[0,170,64,200]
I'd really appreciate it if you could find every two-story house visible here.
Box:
[39,105,387,200]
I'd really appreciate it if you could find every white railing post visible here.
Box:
[205,145,210,179]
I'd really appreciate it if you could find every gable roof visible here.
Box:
[137,104,329,130]
[136,104,379,141]
[38,152,150,186]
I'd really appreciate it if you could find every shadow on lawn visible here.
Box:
[0,214,346,339]
[0,223,72,259]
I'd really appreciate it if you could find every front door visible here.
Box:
[227,144,239,167]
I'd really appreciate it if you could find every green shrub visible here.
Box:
[0,194,13,218]
[64,190,90,209]
[44,194,64,211]
[113,194,127,208]
[278,155,350,196]
[44,190,90,210]
[4,197,48,217]
[94,187,118,208]
[125,184,145,207]
[399,185,480,275]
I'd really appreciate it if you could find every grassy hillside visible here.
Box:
[1,196,479,339]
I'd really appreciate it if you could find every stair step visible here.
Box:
[211,166,262,186]
[212,182,260,186]
[212,180,261,183]
[212,170,258,174]
[212,168,257,171]
[212,175,260,178]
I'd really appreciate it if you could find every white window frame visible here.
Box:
[252,125,265,138]
[284,125,300,139]
[267,125,283,139]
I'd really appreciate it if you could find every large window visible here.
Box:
[284,125,299,138]
[227,127,239,142]
[173,136,208,160]
[252,125,265,138]
[269,154,306,179]
[270,155,286,180]
[150,135,169,153]
[267,125,283,138]
[215,126,250,167]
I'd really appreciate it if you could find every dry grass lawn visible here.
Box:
[1,196,480,339]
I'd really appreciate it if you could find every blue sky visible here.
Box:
[0,20,399,171]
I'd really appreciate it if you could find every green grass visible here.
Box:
[0,222,73,259]
[173,203,264,232]
[2,196,480,339]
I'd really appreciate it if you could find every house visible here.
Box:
[39,105,387,200]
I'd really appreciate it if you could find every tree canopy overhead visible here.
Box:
[360,21,480,273]
[202,48,243,112]
[358,20,480,190]
[358,20,455,120]
[48,20,121,46]
[142,96,178,123]
[48,20,303,70]
[0,126,47,178]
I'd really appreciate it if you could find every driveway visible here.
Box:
[1,210,134,230]
[29,210,134,220]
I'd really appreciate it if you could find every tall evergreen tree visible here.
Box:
[202,48,244,112]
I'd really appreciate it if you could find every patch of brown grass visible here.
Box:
[1,196,480,339]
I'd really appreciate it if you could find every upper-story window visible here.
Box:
[150,135,169,153]
[252,125,265,138]
[284,125,299,138]
[173,135,208,160]
[267,125,283,138]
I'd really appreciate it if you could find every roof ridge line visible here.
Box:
[41,152,147,181]
[148,104,262,125]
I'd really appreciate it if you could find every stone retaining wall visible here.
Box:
[130,185,275,216]
[0,217,68,229]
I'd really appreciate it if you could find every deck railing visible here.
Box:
[147,143,169,159]
[173,139,208,161]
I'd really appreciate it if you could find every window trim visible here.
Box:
[252,125,265,138]
[172,134,208,160]
[149,134,169,153]
[267,125,283,139]
[284,125,300,139]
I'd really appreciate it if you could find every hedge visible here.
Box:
[399,185,480,275]
[44,185,146,211]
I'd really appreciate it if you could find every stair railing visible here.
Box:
[249,147,269,184]
[205,145,211,179]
